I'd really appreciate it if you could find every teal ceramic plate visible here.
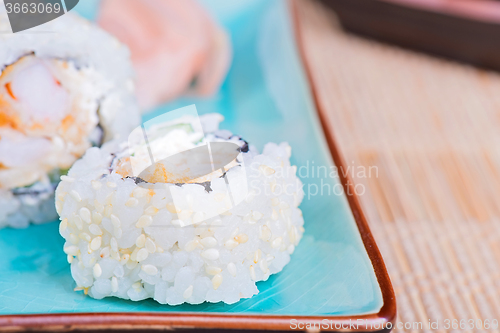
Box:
[0,0,395,331]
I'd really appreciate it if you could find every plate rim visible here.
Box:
[0,1,396,331]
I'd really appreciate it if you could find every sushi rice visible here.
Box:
[0,11,140,228]
[55,114,305,305]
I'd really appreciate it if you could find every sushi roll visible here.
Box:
[0,12,140,228]
[55,113,304,305]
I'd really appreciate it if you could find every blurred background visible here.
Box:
[297,0,500,332]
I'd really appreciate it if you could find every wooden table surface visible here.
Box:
[295,1,500,331]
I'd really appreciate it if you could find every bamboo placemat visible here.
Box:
[295,1,500,332]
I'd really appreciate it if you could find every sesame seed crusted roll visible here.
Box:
[55,113,304,305]
[0,10,140,228]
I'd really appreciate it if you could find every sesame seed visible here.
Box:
[132,282,142,290]
[60,175,75,182]
[67,255,73,264]
[254,249,261,263]
[136,248,149,262]
[110,214,121,228]
[120,254,130,264]
[94,200,104,213]
[290,226,298,244]
[91,180,102,190]
[224,239,238,250]
[185,239,199,252]
[271,198,280,206]
[259,165,275,176]
[166,202,179,214]
[103,205,113,218]
[69,233,79,245]
[270,179,277,193]
[249,265,256,281]
[141,264,158,276]
[136,215,153,228]
[130,247,139,261]
[111,277,118,292]
[136,234,146,248]
[110,237,118,252]
[156,246,164,253]
[93,264,102,278]
[126,261,138,270]
[212,274,223,290]
[59,218,68,234]
[89,213,101,226]
[259,225,272,241]
[57,193,65,202]
[80,233,91,242]
[55,201,63,214]
[104,193,114,205]
[252,211,263,220]
[79,207,91,224]
[183,285,193,299]
[132,187,148,198]
[90,237,102,251]
[271,209,279,221]
[178,210,192,221]
[106,181,117,188]
[70,190,82,202]
[64,245,79,256]
[145,238,156,253]
[201,249,219,261]
[144,205,158,215]
[205,266,222,275]
[111,251,120,261]
[227,262,237,277]
[99,247,110,258]
[271,237,282,249]
[72,216,83,231]
[234,234,248,244]
[200,236,217,248]
[125,198,138,207]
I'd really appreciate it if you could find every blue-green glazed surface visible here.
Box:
[0,0,383,316]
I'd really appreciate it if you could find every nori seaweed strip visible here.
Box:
[12,183,57,196]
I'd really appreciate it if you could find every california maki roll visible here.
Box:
[0,11,140,228]
[55,113,304,305]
